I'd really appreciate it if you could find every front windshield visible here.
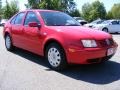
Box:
[40,11,80,26]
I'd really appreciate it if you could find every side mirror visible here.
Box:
[28,22,41,28]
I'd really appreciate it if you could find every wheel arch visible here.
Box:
[43,38,66,56]
[102,27,108,30]
[102,27,109,32]
[4,31,10,38]
[4,27,11,38]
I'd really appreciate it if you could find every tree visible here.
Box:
[111,3,120,19]
[82,3,92,21]
[39,0,62,10]
[0,0,2,19]
[27,0,40,9]
[27,0,76,13]
[61,0,76,13]
[69,9,81,17]
[82,1,106,22]
[91,1,106,19]
[0,0,1,9]
[106,11,113,19]
[3,0,11,19]
[3,0,19,19]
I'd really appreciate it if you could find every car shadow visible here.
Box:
[12,48,47,66]
[12,48,120,85]
[60,62,120,84]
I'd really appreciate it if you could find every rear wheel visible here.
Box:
[5,34,14,51]
[102,28,108,33]
[45,43,67,71]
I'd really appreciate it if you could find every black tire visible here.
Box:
[101,55,113,63]
[45,43,68,71]
[102,28,108,33]
[5,34,15,51]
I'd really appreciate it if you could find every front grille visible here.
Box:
[87,55,113,64]
[98,38,114,47]
[87,58,101,63]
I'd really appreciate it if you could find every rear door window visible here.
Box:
[14,12,26,25]
[11,16,17,24]
[112,21,119,25]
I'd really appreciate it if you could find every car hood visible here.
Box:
[47,26,112,40]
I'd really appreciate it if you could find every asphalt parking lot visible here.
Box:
[0,27,120,90]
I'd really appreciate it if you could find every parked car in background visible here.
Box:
[84,19,104,27]
[0,19,8,26]
[3,10,118,70]
[92,20,120,33]
[74,17,87,25]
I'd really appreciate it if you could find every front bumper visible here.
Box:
[66,44,118,64]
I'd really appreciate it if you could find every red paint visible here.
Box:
[3,10,118,64]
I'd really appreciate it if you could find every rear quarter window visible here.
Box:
[10,16,17,24]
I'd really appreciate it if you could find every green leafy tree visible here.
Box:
[3,0,19,19]
[27,0,76,13]
[91,1,106,20]
[0,0,2,19]
[39,0,61,10]
[82,3,92,21]
[61,0,76,12]
[69,9,81,17]
[111,3,120,19]
[0,0,1,9]
[27,0,40,9]
[82,1,106,22]
[3,1,11,19]
[106,11,113,19]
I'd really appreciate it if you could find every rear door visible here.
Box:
[11,12,26,48]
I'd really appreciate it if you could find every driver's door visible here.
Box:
[23,11,42,54]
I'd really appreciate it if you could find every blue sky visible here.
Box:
[2,0,120,11]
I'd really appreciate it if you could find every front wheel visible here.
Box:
[45,43,67,71]
[5,34,14,51]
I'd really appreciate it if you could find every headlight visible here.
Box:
[81,40,97,47]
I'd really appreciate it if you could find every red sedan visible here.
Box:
[3,10,118,70]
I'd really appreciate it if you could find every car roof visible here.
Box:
[21,9,60,12]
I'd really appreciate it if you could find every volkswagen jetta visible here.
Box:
[3,10,118,70]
